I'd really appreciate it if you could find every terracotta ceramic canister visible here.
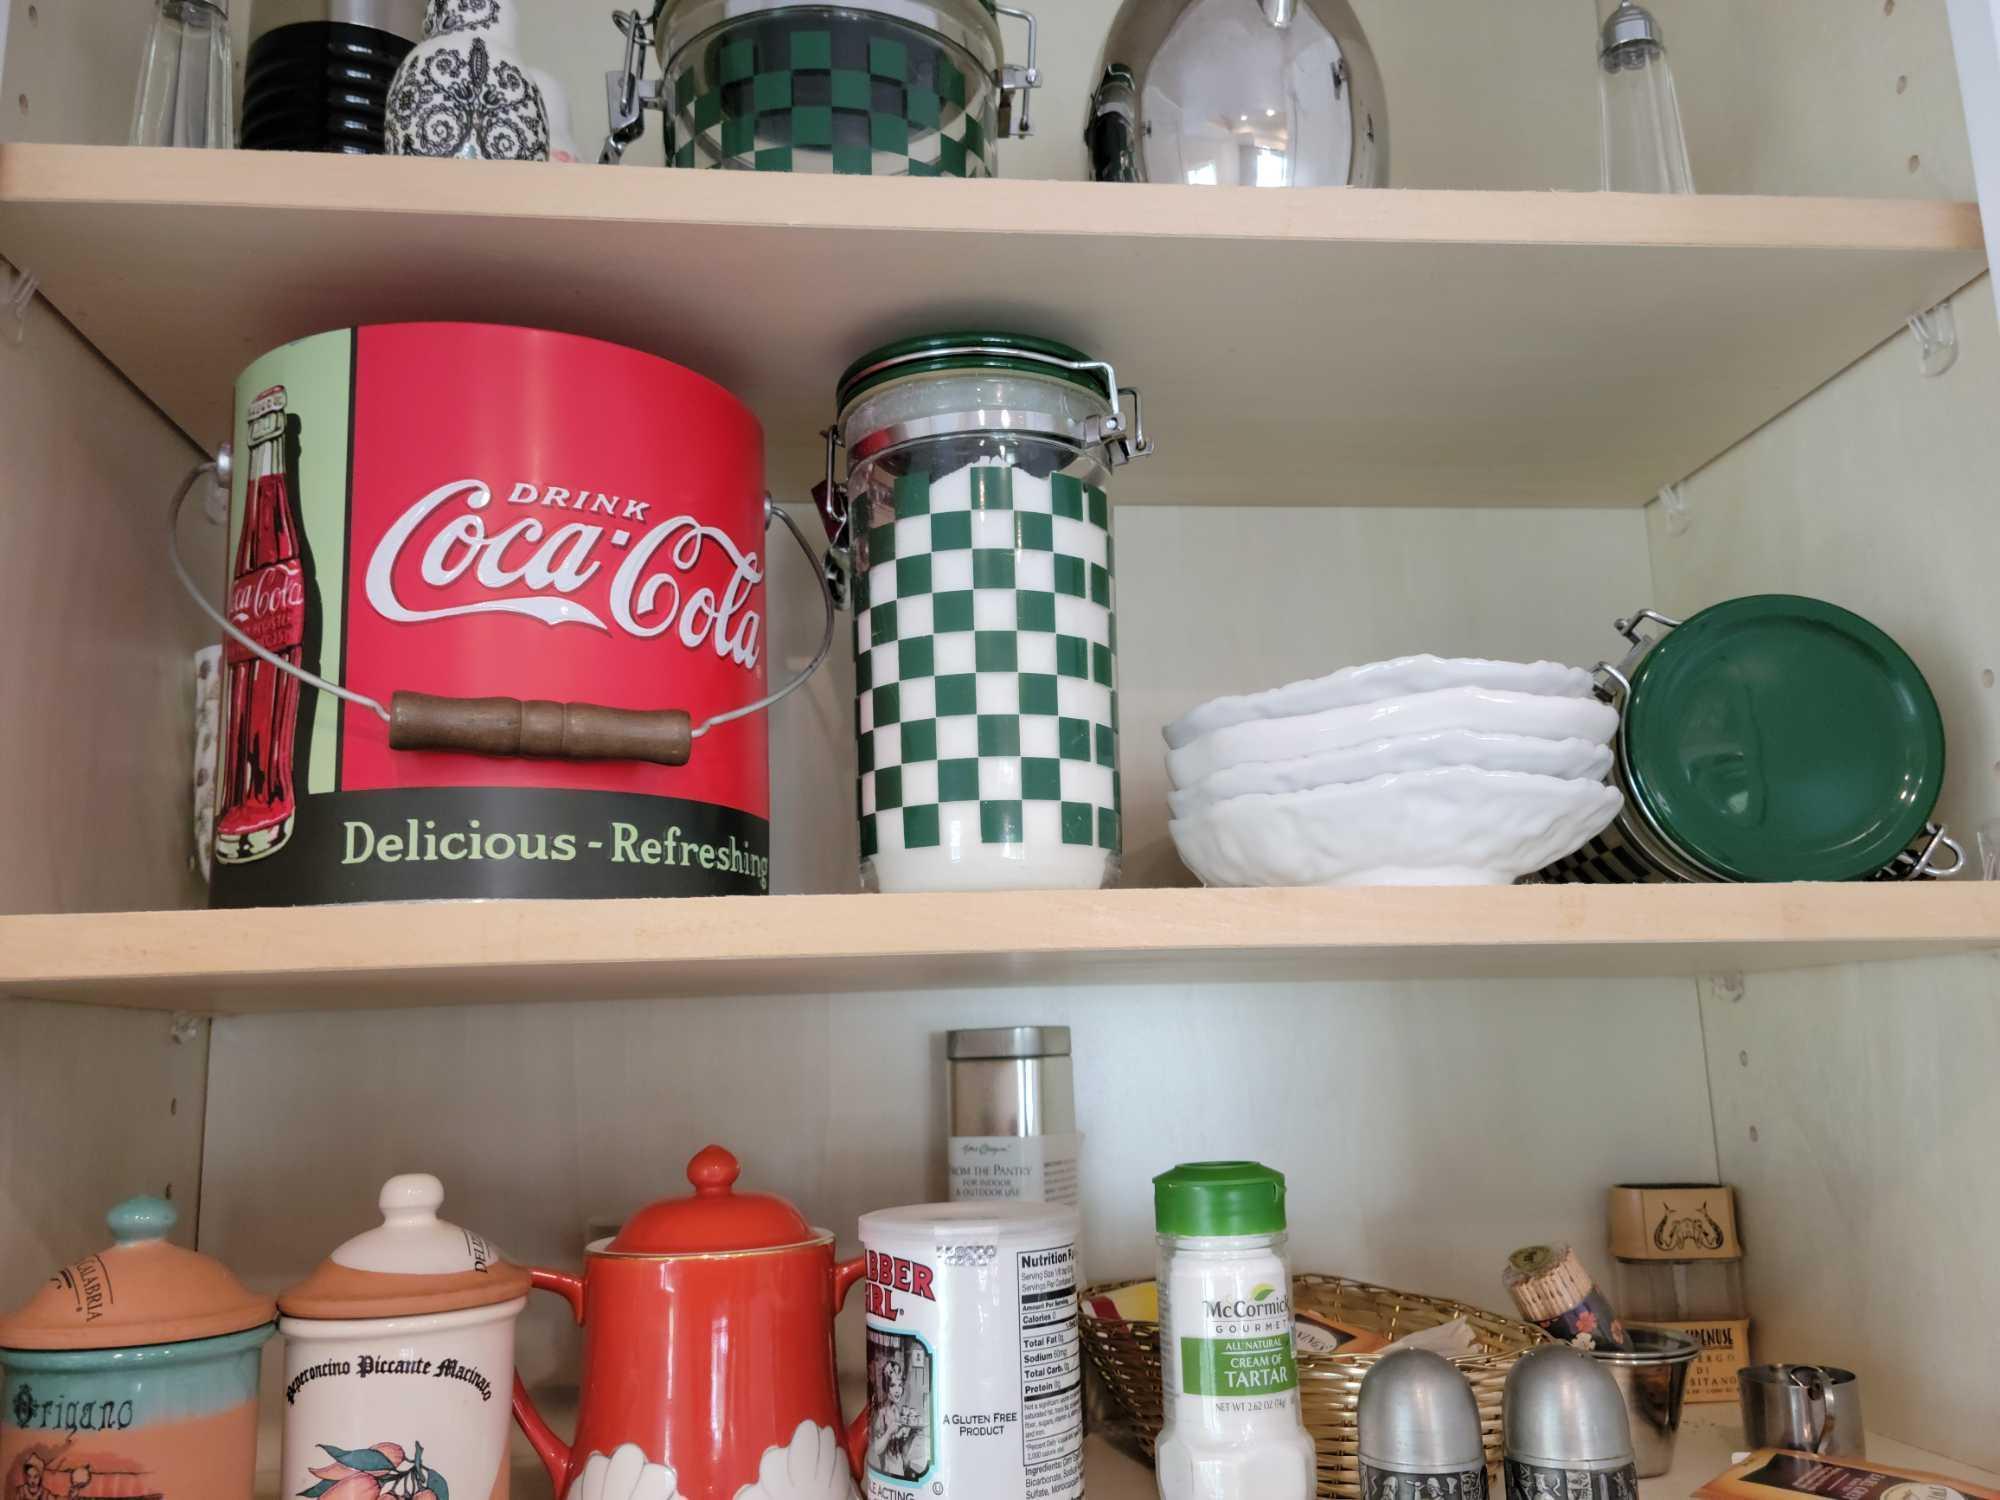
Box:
[0,1196,276,1500]
[279,1175,531,1500]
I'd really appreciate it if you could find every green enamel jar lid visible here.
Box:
[1622,595,1945,883]
[837,332,1112,410]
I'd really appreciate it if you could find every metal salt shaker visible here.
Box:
[946,1026,1079,1207]
[1504,1346,1640,1500]
[1359,1348,1489,1500]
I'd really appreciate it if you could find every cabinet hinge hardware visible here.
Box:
[4,262,38,347]
[1909,298,1958,377]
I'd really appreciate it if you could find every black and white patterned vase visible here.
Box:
[385,0,550,161]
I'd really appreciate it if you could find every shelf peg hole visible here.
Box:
[169,1096,179,1116]
[1748,1125,1760,1142]
[1884,0,1895,14]
[1738,1049,1749,1067]
[1909,153,1922,173]
[15,94,26,115]
[1896,74,1908,94]
[1982,669,1994,689]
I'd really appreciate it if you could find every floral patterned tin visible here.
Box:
[0,1198,276,1500]
[279,1175,531,1500]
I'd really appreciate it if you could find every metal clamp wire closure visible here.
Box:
[840,344,1154,463]
[169,454,837,745]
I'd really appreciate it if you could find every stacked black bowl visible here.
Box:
[240,0,425,153]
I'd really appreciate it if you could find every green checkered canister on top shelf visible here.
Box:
[834,333,1152,893]
[661,2,1005,174]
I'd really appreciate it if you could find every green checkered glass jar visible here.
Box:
[825,334,1153,892]
[603,0,1040,174]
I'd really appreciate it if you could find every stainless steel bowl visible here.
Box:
[1587,1329,1700,1478]
[1087,0,1387,186]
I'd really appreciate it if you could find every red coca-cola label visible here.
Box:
[209,324,773,908]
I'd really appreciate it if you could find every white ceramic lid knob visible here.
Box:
[330,1172,501,1275]
[380,1172,446,1223]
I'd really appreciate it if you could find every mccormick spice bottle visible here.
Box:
[1607,1183,1749,1404]
[1153,1161,1316,1500]
[216,383,309,864]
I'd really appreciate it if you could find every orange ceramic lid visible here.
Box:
[608,1146,818,1254]
[0,1197,275,1351]
[280,1174,531,1320]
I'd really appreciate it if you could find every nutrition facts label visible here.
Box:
[1016,1244,1084,1500]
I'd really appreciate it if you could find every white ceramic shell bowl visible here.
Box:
[1168,766,1625,887]
[1166,686,1620,790]
[1164,655,1594,749]
[1167,731,1615,820]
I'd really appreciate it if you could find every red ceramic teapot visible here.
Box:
[513,1146,866,1500]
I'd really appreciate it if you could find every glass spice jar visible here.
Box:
[1608,1182,1750,1405]
[822,333,1153,893]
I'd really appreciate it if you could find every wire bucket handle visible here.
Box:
[170,447,835,768]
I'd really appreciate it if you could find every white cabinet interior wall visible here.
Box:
[3,0,1999,1489]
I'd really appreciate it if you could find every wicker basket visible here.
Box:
[1080,1274,1548,1499]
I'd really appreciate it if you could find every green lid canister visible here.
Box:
[1540,595,1959,884]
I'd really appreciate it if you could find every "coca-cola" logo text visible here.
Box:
[226,559,306,659]
[364,480,764,668]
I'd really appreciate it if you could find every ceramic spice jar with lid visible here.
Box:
[386,0,550,160]
[0,1196,276,1500]
[279,1174,531,1500]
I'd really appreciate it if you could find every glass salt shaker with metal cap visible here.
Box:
[820,333,1154,893]
[1598,1,1693,194]
[600,0,1041,173]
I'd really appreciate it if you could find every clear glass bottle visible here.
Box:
[1607,1184,1749,1404]
[1598,1,1692,194]
[132,0,234,148]
[1154,1161,1316,1500]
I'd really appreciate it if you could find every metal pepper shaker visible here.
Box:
[946,1026,1079,1207]
[1504,1346,1640,1500]
[1359,1348,1489,1500]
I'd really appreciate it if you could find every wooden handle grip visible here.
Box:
[388,692,693,766]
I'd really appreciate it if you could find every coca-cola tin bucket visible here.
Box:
[191,323,828,907]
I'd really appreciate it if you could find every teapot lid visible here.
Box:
[609,1146,819,1254]
[279,1174,531,1319]
[0,1197,276,1351]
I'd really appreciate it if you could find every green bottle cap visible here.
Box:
[1154,1161,1288,1237]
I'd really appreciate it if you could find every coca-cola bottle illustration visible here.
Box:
[216,385,309,864]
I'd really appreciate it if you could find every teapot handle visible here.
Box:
[513,1268,587,1491]
[833,1254,869,1482]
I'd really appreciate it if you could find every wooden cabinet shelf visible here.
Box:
[0,145,1983,509]
[6,883,1997,1015]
